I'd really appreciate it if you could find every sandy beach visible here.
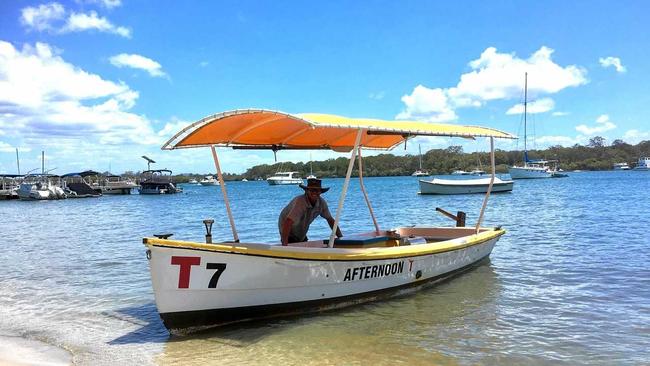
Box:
[0,334,71,366]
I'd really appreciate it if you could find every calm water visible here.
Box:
[1,171,649,365]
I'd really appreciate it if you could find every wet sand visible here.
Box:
[0,334,71,366]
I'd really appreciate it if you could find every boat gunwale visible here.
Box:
[144,228,505,261]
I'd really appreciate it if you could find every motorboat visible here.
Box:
[451,170,470,175]
[142,109,516,335]
[139,170,182,194]
[188,179,199,184]
[61,170,103,197]
[419,177,514,195]
[266,171,303,185]
[411,145,430,177]
[17,175,66,200]
[633,157,650,171]
[100,175,139,194]
[612,162,630,170]
[199,175,220,186]
[508,73,565,179]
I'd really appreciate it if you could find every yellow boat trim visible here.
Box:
[144,229,505,261]
[162,110,516,151]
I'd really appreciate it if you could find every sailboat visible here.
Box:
[307,153,317,180]
[508,73,559,179]
[470,154,486,176]
[411,144,430,176]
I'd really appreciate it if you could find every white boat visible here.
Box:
[633,157,650,171]
[613,162,630,170]
[508,160,554,179]
[451,170,470,175]
[419,177,514,195]
[139,170,183,194]
[470,169,486,176]
[101,175,139,194]
[199,175,220,186]
[143,109,516,335]
[412,145,430,177]
[267,171,303,185]
[508,73,564,179]
[17,178,66,200]
[188,179,199,184]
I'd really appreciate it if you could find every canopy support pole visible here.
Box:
[211,145,239,242]
[357,148,380,234]
[328,129,363,247]
[475,137,495,234]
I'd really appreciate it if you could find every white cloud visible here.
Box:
[110,53,166,77]
[506,97,555,115]
[622,129,650,144]
[20,2,65,31]
[599,56,626,73]
[63,11,131,38]
[0,40,160,149]
[575,114,617,135]
[20,3,130,38]
[86,0,123,8]
[398,46,587,123]
[396,85,458,122]
[552,111,569,117]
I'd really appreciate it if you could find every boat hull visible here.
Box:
[267,179,303,185]
[145,229,502,335]
[418,178,513,195]
[508,166,552,179]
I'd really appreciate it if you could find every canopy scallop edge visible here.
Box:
[162,109,516,152]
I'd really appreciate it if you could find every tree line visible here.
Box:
[121,137,649,181]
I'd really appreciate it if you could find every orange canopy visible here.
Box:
[162,109,516,151]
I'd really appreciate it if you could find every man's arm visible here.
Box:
[280,217,294,246]
[326,217,343,238]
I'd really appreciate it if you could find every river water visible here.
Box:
[1,171,649,365]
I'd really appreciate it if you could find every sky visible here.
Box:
[1,0,649,174]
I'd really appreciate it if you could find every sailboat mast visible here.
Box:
[418,144,423,170]
[524,72,528,163]
[41,151,45,175]
[15,148,20,175]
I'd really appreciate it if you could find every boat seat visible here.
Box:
[324,235,397,248]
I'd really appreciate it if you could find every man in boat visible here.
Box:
[278,178,342,245]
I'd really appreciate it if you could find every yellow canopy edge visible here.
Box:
[162,109,516,151]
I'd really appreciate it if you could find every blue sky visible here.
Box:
[1,0,648,174]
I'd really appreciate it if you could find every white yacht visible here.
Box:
[633,157,650,171]
[267,171,303,185]
[411,145,430,177]
[451,170,470,175]
[613,162,630,170]
[199,175,220,186]
[508,73,563,179]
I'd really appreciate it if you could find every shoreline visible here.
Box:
[0,334,71,366]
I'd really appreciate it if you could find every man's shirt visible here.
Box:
[278,194,333,241]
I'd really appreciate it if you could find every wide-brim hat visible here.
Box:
[299,178,330,193]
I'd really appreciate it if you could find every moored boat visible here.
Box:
[613,162,630,170]
[267,171,303,185]
[100,175,139,194]
[139,169,182,194]
[199,175,220,186]
[419,177,514,195]
[633,157,650,171]
[143,109,516,335]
